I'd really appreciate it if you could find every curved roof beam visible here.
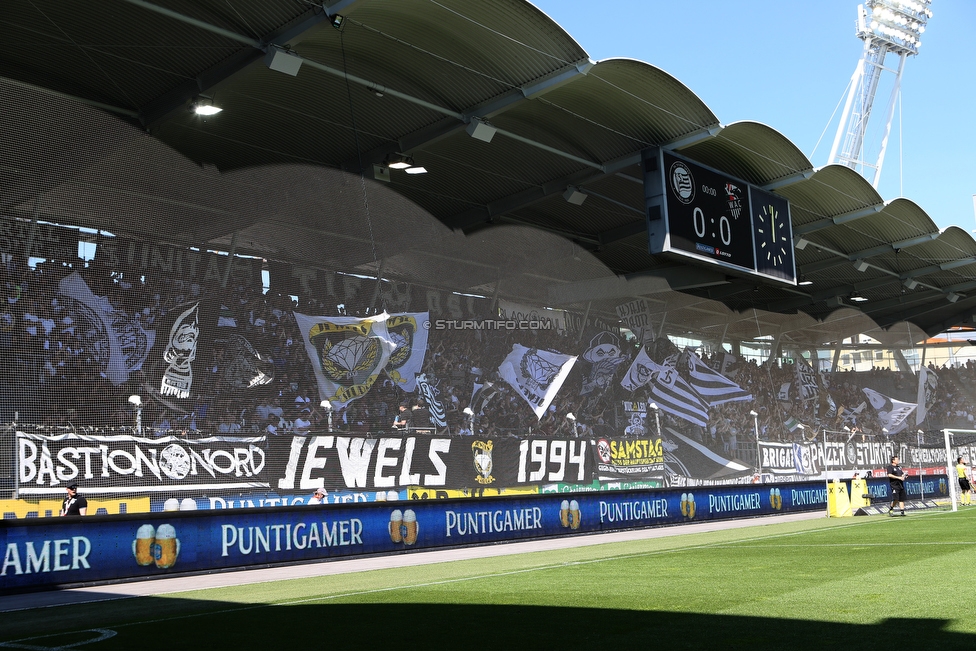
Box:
[346,57,597,173]
[798,231,941,274]
[793,203,885,236]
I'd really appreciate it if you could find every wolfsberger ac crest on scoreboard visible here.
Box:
[643,147,797,285]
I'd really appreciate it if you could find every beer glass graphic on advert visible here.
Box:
[569,500,581,530]
[559,500,570,528]
[402,509,419,545]
[152,524,180,569]
[133,524,156,566]
[389,509,404,543]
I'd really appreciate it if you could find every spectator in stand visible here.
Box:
[60,484,87,517]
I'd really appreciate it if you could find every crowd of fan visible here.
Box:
[3,254,975,458]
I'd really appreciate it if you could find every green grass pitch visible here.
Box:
[3,508,975,650]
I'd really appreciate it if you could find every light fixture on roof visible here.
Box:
[903,278,919,290]
[947,292,961,303]
[795,237,810,250]
[383,153,427,175]
[466,117,497,143]
[265,46,303,76]
[850,293,869,303]
[191,99,222,116]
[563,186,587,206]
[385,153,412,169]
[798,277,813,286]
[330,13,345,30]
[854,260,870,273]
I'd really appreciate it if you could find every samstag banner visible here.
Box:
[593,434,664,480]
[16,431,268,494]
[294,312,395,408]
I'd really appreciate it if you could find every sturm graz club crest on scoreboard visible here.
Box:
[643,147,796,285]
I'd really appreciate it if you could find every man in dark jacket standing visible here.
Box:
[60,484,88,516]
[886,456,906,517]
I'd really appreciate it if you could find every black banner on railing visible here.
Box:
[269,435,593,492]
[16,432,268,495]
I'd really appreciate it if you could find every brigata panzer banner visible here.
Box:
[16,431,268,495]
[2,479,873,592]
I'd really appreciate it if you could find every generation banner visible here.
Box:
[16,431,268,495]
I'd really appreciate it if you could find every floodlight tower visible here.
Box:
[827,0,933,188]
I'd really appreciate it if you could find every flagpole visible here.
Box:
[750,410,760,476]
[650,402,661,437]
[823,427,830,517]
[917,428,924,501]
[945,428,957,512]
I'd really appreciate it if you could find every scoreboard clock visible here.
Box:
[644,147,796,285]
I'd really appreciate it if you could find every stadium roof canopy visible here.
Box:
[3,0,975,349]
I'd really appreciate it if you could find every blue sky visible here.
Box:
[530,0,976,233]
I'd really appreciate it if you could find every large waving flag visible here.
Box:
[682,348,751,406]
[916,366,938,426]
[384,312,429,392]
[620,346,661,392]
[58,272,155,386]
[795,357,819,401]
[648,353,709,427]
[294,312,396,409]
[862,387,916,435]
[498,344,576,420]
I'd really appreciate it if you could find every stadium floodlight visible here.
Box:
[128,394,142,407]
[827,0,933,188]
[191,99,222,116]
[385,153,413,169]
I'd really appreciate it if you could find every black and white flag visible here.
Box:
[863,387,916,435]
[57,272,155,386]
[795,357,819,401]
[916,366,938,426]
[682,348,751,406]
[620,346,661,392]
[416,372,447,427]
[648,353,709,427]
[498,344,576,420]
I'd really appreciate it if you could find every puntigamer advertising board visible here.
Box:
[2,479,926,592]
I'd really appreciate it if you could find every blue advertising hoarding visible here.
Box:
[0,477,946,593]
